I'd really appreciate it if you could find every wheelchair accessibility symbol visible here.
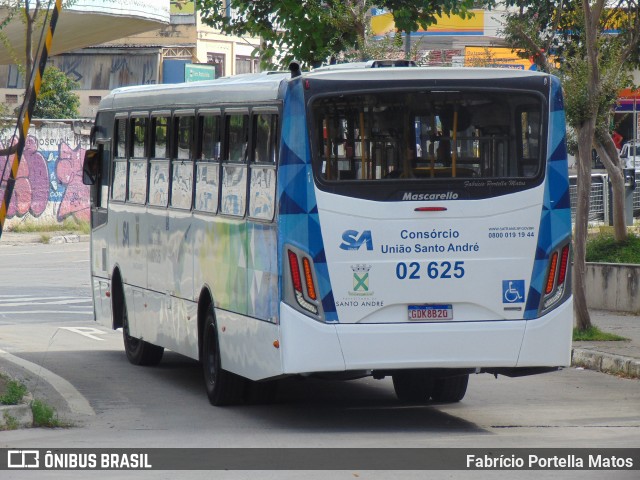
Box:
[502,280,525,303]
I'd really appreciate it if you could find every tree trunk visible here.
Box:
[573,124,594,331]
[594,135,628,242]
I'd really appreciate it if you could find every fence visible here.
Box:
[569,173,640,225]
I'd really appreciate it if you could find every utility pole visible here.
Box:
[0,0,63,239]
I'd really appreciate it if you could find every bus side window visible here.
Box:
[249,113,277,221]
[149,115,169,207]
[221,113,248,216]
[128,116,149,205]
[98,141,111,209]
[195,114,221,213]
[170,115,195,210]
[111,117,128,202]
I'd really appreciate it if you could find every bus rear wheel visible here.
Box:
[392,370,435,403]
[121,298,164,366]
[431,374,469,403]
[202,306,245,406]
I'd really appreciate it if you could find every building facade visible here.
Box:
[0,1,261,118]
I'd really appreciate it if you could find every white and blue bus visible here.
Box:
[83,61,572,405]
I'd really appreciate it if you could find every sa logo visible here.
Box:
[340,230,373,251]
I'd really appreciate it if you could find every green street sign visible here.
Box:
[185,64,216,82]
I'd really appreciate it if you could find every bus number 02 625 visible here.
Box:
[396,261,465,280]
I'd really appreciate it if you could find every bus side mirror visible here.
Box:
[83,148,100,185]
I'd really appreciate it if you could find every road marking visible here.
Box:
[0,348,95,417]
[0,295,92,317]
[59,327,107,341]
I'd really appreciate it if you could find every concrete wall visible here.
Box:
[585,263,640,313]
[0,121,91,229]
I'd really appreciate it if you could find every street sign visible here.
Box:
[185,64,216,82]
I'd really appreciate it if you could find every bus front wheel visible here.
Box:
[121,298,164,366]
[202,306,245,406]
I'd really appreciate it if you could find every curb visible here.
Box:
[0,394,33,429]
[0,233,90,245]
[49,234,82,244]
[571,347,640,378]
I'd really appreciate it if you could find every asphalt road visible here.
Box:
[0,242,638,480]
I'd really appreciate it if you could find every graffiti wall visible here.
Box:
[0,121,91,229]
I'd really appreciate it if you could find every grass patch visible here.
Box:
[0,379,28,405]
[31,399,65,428]
[9,218,90,235]
[2,412,19,431]
[39,234,51,244]
[586,232,640,264]
[573,326,628,341]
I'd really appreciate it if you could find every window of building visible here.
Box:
[7,65,23,89]
[207,53,225,79]
[235,56,260,75]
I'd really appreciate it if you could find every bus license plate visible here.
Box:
[408,304,453,321]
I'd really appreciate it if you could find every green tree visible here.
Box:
[32,65,79,118]
[196,0,478,68]
[502,0,640,331]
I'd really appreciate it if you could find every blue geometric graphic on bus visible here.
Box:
[525,76,572,319]
[278,80,337,322]
[502,280,525,304]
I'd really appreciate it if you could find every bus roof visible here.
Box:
[98,66,550,112]
[100,71,290,111]
[303,65,549,82]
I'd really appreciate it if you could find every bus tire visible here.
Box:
[202,306,245,406]
[121,296,164,366]
[392,370,434,403]
[431,374,469,403]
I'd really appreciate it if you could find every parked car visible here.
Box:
[620,140,640,170]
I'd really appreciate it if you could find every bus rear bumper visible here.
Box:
[279,300,573,375]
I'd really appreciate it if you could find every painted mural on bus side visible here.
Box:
[0,121,91,229]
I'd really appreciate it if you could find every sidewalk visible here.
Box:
[572,310,640,378]
[0,231,89,245]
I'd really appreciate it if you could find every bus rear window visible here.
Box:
[311,90,544,182]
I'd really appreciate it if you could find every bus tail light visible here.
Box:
[286,247,321,317]
[557,245,570,287]
[541,242,571,312]
[302,257,317,301]
[545,251,559,295]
